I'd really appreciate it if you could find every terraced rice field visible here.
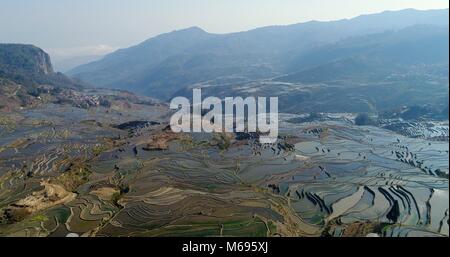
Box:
[0,102,448,237]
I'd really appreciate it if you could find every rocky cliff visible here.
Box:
[0,43,84,89]
[0,44,54,75]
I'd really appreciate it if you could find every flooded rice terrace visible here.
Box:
[0,102,448,237]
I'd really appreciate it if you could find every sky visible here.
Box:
[0,0,448,61]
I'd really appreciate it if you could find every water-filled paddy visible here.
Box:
[0,105,448,237]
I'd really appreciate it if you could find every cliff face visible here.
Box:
[0,44,85,90]
[0,44,54,75]
[34,48,54,74]
[0,44,89,111]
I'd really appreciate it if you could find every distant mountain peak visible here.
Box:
[177,26,207,33]
[68,8,449,100]
[157,26,208,37]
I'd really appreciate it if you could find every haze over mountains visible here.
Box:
[0,44,84,90]
[53,54,106,73]
[69,8,449,102]
[278,24,449,83]
[0,5,449,239]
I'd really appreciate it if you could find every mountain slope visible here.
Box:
[0,44,87,111]
[69,8,449,100]
[278,25,449,83]
[0,44,84,89]
[170,25,448,114]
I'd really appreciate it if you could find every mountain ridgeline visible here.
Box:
[0,8,449,239]
[69,8,449,102]
[278,24,449,83]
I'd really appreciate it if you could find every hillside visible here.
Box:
[69,9,449,100]
[0,44,85,90]
[278,25,449,83]
[0,44,87,111]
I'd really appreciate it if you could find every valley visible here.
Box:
[0,7,448,238]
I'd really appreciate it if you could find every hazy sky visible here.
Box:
[0,0,448,60]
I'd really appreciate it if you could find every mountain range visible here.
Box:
[68,8,449,101]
